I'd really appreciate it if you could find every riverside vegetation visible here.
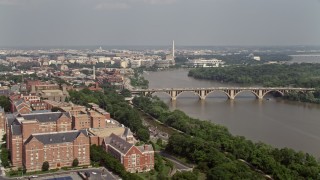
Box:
[133,96,320,179]
[188,63,320,104]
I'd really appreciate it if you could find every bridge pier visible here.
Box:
[171,90,177,101]
[257,90,263,100]
[229,90,235,100]
[199,90,206,100]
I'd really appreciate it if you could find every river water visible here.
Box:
[143,69,320,157]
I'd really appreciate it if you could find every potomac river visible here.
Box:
[143,69,320,158]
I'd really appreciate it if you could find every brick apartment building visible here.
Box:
[103,133,154,173]
[6,112,72,167]
[70,110,106,130]
[5,108,107,170]
[23,130,90,171]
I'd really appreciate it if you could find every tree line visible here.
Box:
[133,96,320,179]
[188,63,320,87]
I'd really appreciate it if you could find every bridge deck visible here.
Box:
[131,87,315,92]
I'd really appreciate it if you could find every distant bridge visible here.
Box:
[131,87,315,101]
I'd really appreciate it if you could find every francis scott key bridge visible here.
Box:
[130,87,315,101]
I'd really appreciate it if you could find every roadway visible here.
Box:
[159,151,193,172]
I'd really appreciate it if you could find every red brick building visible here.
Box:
[70,110,106,130]
[23,130,90,172]
[6,112,73,167]
[10,95,48,114]
[103,133,154,173]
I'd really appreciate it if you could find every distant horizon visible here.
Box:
[1,44,320,50]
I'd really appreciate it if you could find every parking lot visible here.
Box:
[21,168,120,180]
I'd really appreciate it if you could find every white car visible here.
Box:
[92,172,97,175]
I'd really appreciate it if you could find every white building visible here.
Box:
[130,60,142,68]
[189,59,224,67]
[253,56,261,61]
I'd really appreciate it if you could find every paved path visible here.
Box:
[159,151,193,172]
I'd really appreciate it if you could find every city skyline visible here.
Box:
[0,0,319,47]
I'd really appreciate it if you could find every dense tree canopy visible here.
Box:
[188,63,320,87]
[188,63,320,103]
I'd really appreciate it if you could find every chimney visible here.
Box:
[144,144,148,151]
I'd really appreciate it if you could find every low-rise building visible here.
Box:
[103,133,154,173]
[188,58,224,67]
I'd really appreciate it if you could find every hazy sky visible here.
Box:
[0,0,319,47]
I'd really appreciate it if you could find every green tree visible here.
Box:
[0,147,10,167]
[72,158,79,167]
[156,138,163,147]
[120,89,132,97]
[42,161,49,171]
[0,96,10,112]
[51,107,60,112]
[137,128,150,142]
[172,171,198,180]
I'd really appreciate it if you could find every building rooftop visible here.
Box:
[20,112,71,123]
[104,133,133,155]
[24,130,84,145]
[88,127,125,138]
[11,124,22,135]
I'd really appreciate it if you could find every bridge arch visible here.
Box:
[205,90,232,99]
[175,91,202,100]
[234,90,260,99]
[147,91,172,98]
[262,90,285,98]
